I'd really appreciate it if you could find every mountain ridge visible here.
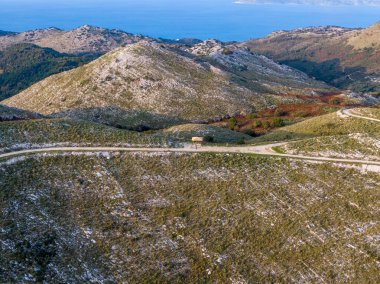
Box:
[0,25,150,54]
[2,41,334,128]
[242,21,380,93]
[1,41,265,121]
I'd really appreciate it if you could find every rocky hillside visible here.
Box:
[1,41,260,121]
[242,22,380,93]
[1,152,379,283]
[0,43,97,100]
[0,42,322,127]
[2,41,335,127]
[188,40,331,96]
[0,25,149,54]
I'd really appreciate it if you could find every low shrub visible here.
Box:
[271,117,285,127]
[246,113,258,119]
[203,135,214,143]
[228,118,237,130]
[274,108,286,117]
[329,97,340,105]
[237,137,245,145]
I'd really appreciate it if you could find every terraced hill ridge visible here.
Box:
[242,22,380,93]
[2,41,334,126]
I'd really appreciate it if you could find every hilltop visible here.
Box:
[0,25,149,54]
[3,23,380,102]
[2,41,333,128]
[2,41,260,122]
[188,40,331,96]
[242,22,380,93]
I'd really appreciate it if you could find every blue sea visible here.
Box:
[1,0,380,41]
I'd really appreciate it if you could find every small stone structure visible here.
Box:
[191,137,204,143]
[192,137,204,149]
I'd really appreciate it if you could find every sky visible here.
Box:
[0,0,379,41]
[235,0,380,5]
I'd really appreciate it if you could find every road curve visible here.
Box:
[1,108,379,165]
[1,145,380,166]
[341,108,380,122]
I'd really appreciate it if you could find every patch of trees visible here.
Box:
[203,135,214,143]
[0,43,98,100]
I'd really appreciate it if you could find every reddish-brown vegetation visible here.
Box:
[209,94,353,136]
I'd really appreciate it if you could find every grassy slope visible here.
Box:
[353,107,380,120]
[255,111,380,143]
[1,153,379,282]
[256,108,380,160]
[284,134,380,161]
[0,117,251,151]
[0,118,165,152]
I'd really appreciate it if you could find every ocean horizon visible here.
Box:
[1,0,380,41]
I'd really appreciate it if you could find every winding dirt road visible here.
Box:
[1,108,379,165]
[340,108,380,122]
[1,144,380,165]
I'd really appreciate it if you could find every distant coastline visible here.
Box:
[1,0,380,41]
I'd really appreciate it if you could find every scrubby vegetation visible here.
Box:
[52,107,185,131]
[156,124,252,144]
[211,102,345,137]
[353,106,380,120]
[1,152,379,282]
[0,23,379,284]
[244,23,380,93]
[0,118,166,151]
[254,111,380,143]
[0,43,96,100]
[0,104,42,121]
[284,134,380,161]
